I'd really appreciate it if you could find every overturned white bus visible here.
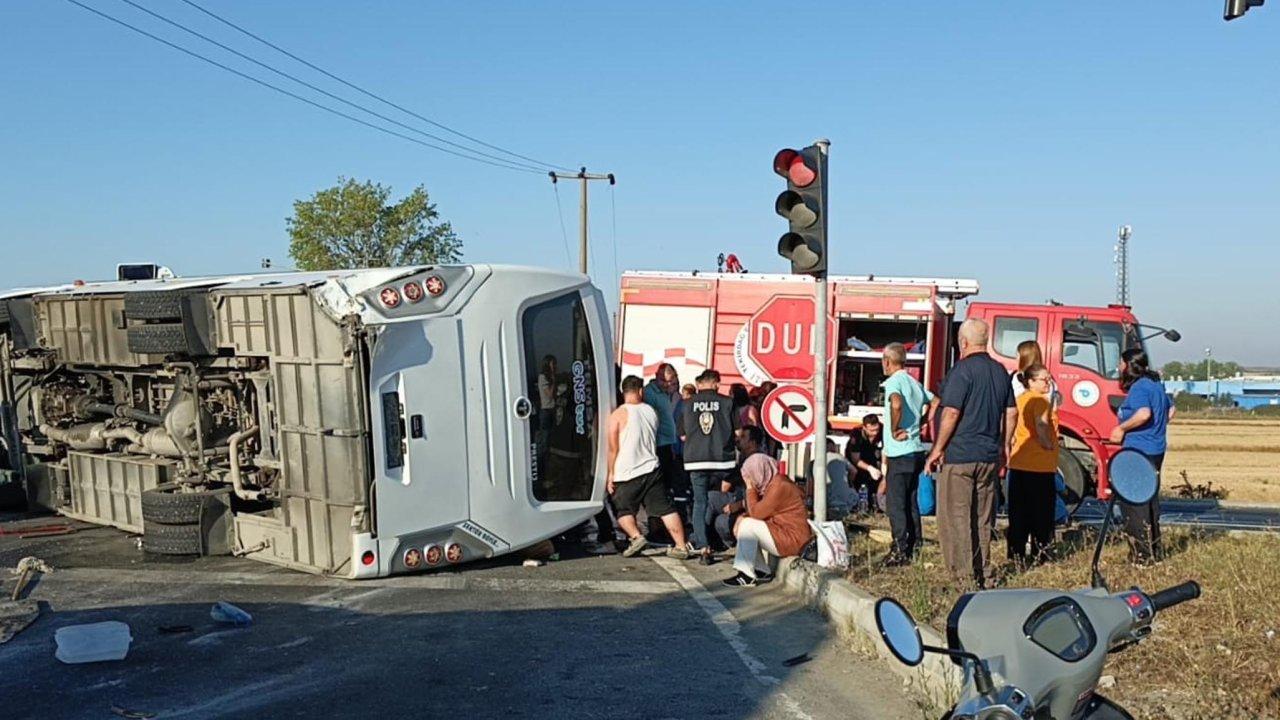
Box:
[0,265,612,578]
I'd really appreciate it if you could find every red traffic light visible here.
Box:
[772,148,816,187]
[773,148,798,176]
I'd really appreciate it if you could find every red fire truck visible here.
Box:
[617,271,1179,501]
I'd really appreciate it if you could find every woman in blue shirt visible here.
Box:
[1108,348,1173,564]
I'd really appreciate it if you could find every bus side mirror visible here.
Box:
[1163,329,1182,342]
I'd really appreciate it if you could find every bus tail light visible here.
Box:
[445,543,463,564]
[425,545,443,566]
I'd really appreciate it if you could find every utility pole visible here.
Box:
[549,167,616,276]
[811,138,831,524]
[1115,225,1131,306]
[1205,347,1214,397]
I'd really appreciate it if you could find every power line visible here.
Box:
[552,182,573,266]
[110,0,548,173]
[176,0,576,173]
[64,0,545,174]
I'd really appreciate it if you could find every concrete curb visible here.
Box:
[774,557,962,709]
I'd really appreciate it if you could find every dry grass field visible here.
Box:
[845,519,1280,719]
[831,416,1280,718]
[1163,418,1280,504]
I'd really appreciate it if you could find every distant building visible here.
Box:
[1163,378,1280,409]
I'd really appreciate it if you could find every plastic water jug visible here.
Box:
[210,601,253,626]
[54,621,132,664]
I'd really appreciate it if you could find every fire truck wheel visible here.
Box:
[1058,449,1089,506]
[142,521,204,556]
[142,482,230,525]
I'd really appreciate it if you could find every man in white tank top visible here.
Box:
[608,375,693,559]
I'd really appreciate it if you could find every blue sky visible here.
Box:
[1,1,1276,365]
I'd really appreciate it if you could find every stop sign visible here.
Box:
[746,295,837,383]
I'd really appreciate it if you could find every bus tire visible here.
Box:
[127,323,193,354]
[123,291,188,321]
[0,480,26,512]
[142,521,204,556]
[142,482,229,525]
[1058,449,1089,506]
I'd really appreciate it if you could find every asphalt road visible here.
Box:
[1072,497,1280,531]
[0,522,920,720]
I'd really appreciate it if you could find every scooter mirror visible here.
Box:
[1108,449,1159,505]
[874,598,924,667]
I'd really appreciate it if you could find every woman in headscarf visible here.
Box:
[723,454,813,587]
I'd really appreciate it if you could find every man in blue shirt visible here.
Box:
[925,319,1017,589]
[880,342,933,564]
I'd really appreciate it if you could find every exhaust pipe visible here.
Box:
[80,400,163,427]
[39,423,108,451]
[228,424,263,501]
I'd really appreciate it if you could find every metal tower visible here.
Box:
[1115,225,1132,306]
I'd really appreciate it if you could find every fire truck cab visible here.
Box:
[965,301,1178,501]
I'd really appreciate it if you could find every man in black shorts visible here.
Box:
[608,375,693,559]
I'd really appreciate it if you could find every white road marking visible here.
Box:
[274,636,312,650]
[162,671,323,719]
[40,566,679,596]
[651,556,816,720]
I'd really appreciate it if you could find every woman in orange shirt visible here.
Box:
[1006,364,1059,565]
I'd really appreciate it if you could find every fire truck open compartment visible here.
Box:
[832,316,932,413]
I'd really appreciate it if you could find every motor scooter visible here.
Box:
[874,448,1201,720]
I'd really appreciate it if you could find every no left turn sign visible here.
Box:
[761,385,816,444]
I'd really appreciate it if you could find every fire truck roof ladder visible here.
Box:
[620,271,979,299]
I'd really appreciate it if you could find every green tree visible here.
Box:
[287,178,462,270]
[1162,359,1242,379]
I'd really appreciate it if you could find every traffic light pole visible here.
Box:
[812,139,831,523]
[549,168,616,276]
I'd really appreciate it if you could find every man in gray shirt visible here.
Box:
[807,438,857,519]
